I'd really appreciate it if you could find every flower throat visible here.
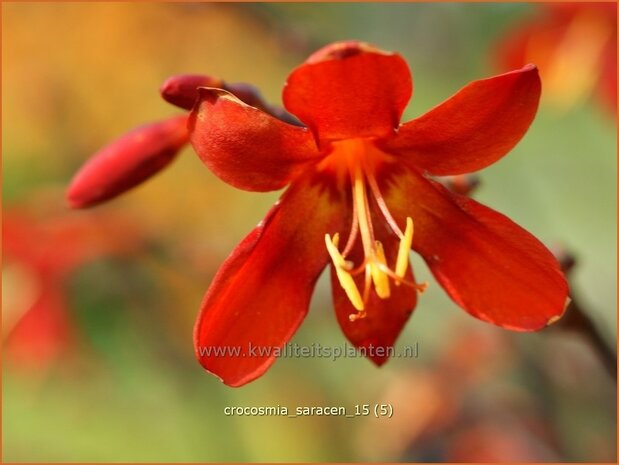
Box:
[323,139,427,321]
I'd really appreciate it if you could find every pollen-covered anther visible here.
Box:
[325,233,365,311]
[370,241,391,299]
[348,311,367,322]
[416,281,429,293]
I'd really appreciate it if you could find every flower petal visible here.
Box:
[67,115,189,208]
[385,168,568,330]
[194,173,347,387]
[381,65,541,176]
[3,209,142,275]
[283,41,412,143]
[5,285,73,369]
[331,204,417,366]
[189,88,321,192]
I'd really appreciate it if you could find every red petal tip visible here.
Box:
[546,296,572,327]
[284,41,411,141]
[195,86,241,105]
[306,40,393,64]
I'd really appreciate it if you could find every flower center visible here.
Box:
[323,138,427,321]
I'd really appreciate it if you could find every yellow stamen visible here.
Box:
[325,233,364,311]
[395,217,414,285]
[370,241,391,299]
[323,139,428,319]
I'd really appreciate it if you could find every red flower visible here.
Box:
[496,3,617,112]
[188,41,568,386]
[3,206,141,369]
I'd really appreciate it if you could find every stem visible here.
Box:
[553,247,616,381]
[557,295,617,381]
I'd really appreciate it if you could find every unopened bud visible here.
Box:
[67,115,188,208]
[160,74,225,110]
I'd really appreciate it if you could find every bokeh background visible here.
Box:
[2,2,616,462]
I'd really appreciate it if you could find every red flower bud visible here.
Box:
[161,74,301,125]
[67,115,188,208]
[160,74,224,110]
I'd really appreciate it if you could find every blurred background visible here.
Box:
[2,2,616,462]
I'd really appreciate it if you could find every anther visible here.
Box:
[416,281,429,293]
[325,233,365,311]
[349,311,367,322]
[370,241,391,299]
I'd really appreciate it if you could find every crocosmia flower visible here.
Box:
[188,41,568,386]
[3,206,141,369]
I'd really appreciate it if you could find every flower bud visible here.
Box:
[160,74,224,110]
[67,115,188,208]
